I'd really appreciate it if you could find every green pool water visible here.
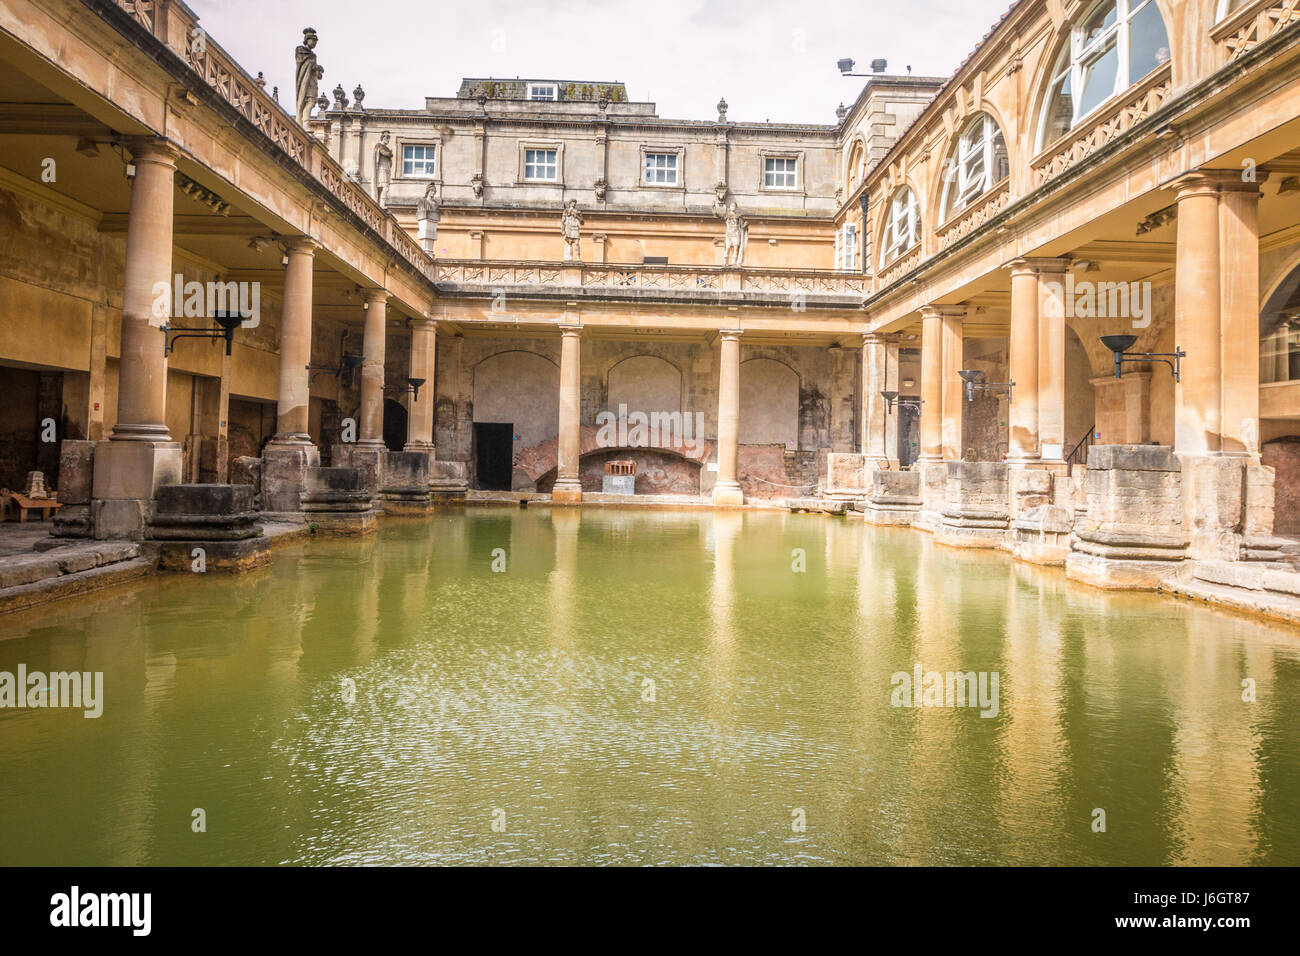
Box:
[1,506,1297,866]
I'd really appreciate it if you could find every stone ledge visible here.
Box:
[0,556,153,616]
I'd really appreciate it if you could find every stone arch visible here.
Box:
[844,136,867,194]
[471,349,559,450]
[931,110,1013,227]
[740,356,799,447]
[606,354,682,418]
[1064,324,1097,455]
[1028,0,1175,157]
[876,180,925,269]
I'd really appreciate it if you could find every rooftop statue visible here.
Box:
[294,28,324,127]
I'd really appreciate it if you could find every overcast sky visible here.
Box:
[188,0,1013,124]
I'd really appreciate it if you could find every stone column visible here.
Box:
[405,318,436,452]
[862,333,899,465]
[260,237,320,513]
[1173,173,1223,455]
[712,329,745,506]
[272,238,317,443]
[1007,260,1040,461]
[1220,177,1265,456]
[553,325,584,504]
[113,140,177,441]
[918,306,944,461]
[1037,261,1069,461]
[940,308,965,461]
[358,290,389,447]
[91,138,183,539]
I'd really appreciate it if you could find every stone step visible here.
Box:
[0,542,141,589]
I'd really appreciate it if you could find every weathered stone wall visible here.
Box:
[1263,437,1300,535]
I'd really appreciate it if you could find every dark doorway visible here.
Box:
[898,403,921,468]
[474,422,514,490]
[383,398,407,452]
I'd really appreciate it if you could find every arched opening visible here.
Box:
[739,358,799,448]
[938,112,1009,223]
[879,185,920,268]
[607,355,681,420]
[1037,0,1171,151]
[382,397,407,452]
[1261,259,1300,534]
[1065,325,1097,461]
[471,350,559,489]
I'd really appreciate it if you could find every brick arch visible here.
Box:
[513,424,716,484]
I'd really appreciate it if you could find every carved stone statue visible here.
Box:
[24,471,48,499]
[294,28,324,127]
[714,198,748,266]
[417,182,439,252]
[417,182,440,222]
[373,130,393,203]
[561,200,583,261]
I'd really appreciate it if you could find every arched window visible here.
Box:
[1217,0,1249,19]
[1038,0,1171,150]
[880,186,919,267]
[939,113,1009,222]
[847,141,866,193]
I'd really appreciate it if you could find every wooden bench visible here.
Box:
[1,492,61,522]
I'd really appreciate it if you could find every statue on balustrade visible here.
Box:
[294,28,324,127]
[561,200,584,261]
[714,198,748,266]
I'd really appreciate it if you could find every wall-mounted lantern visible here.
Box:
[958,369,1014,404]
[306,353,365,388]
[1100,334,1184,383]
[162,310,245,357]
[384,377,427,402]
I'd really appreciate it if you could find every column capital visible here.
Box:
[362,288,390,306]
[1008,256,1071,277]
[122,136,180,165]
[558,323,583,338]
[280,236,318,257]
[717,329,744,342]
[919,304,967,320]
[1167,168,1264,199]
[861,331,899,347]
[410,315,437,330]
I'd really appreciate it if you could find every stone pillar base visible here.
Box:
[711,481,744,507]
[430,460,470,499]
[150,484,269,572]
[90,439,183,540]
[1065,444,1187,590]
[914,460,948,531]
[552,478,583,505]
[1065,549,1183,590]
[261,442,320,513]
[301,466,377,535]
[824,452,877,501]
[334,443,386,499]
[935,461,1010,549]
[862,469,922,525]
[51,440,97,539]
[380,451,433,516]
[1010,505,1074,566]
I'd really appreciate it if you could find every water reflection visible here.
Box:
[0,506,1297,865]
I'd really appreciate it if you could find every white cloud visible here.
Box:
[190,0,1011,123]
